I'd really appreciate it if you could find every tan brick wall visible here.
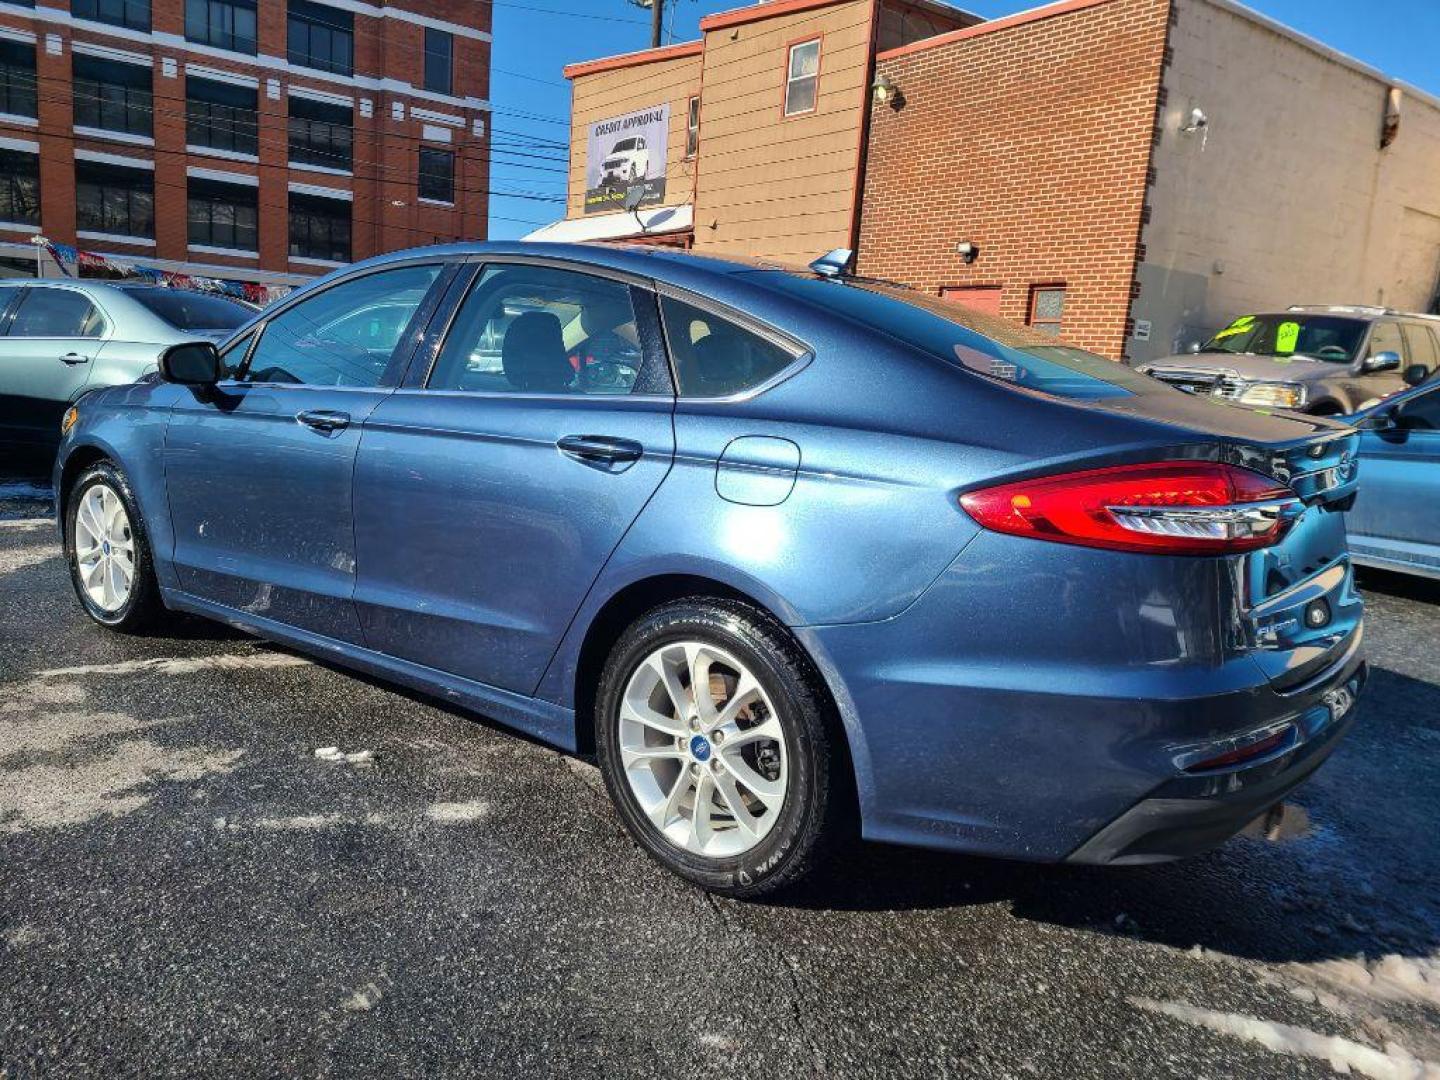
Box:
[855,0,1172,359]
[1134,0,1440,362]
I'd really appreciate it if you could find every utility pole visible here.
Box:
[650,0,664,47]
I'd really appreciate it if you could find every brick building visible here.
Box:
[0,0,490,289]
[542,0,1440,362]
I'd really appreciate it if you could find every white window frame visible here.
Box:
[783,38,820,118]
[685,94,699,158]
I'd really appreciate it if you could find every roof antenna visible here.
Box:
[809,248,853,278]
[624,183,649,235]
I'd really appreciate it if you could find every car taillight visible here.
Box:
[959,461,1299,556]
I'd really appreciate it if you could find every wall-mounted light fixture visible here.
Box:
[872,74,900,108]
[1181,106,1208,134]
[956,241,979,265]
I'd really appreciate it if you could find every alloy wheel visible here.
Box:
[617,641,788,858]
[73,483,135,614]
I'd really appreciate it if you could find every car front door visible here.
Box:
[1349,385,1440,565]
[1349,320,1408,408]
[351,259,675,697]
[0,285,109,452]
[163,260,450,642]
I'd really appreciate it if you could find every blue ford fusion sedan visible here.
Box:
[54,242,1366,897]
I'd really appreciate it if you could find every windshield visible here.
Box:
[125,289,251,331]
[762,274,1156,400]
[1199,314,1365,363]
[611,139,636,154]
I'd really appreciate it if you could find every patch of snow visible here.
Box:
[1294,955,1440,1010]
[341,981,385,1012]
[1131,997,1440,1079]
[0,518,49,530]
[426,800,489,824]
[255,814,345,830]
[35,653,309,679]
[314,746,373,767]
[314,746,342,760]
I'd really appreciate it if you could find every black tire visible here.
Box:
[65,460,167,633]
[594,597,849,899]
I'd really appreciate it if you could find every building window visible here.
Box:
[418,147,454,203]
[423,28,453,94]
[289,191,350,262]
[0,148,39,225]
[186,76,259,156]
[288,0,353,77]
[188,177,258,251]
[783,39,820,117]
[72,0,151,31]
[76,160,155,238]
[685,95,699,158]
[0,40,37,119]
[73,55,153,137]
[186,0,258,55]
[289,95,353,170]
[1028,285,1065,336]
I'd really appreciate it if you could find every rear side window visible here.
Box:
[8,288,106,338]
[241,264,441,386]
[428,264,642,396]
[1397,387,1440,430]
[661,296,797,398]
[125,288,250,331]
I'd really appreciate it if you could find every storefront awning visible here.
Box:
[523,204,693,244]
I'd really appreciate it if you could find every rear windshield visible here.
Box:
[1198,314,1366,362]
[761,274,1153,400]
[124,289,252,331]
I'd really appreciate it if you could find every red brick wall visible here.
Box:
[856,0,1172,359]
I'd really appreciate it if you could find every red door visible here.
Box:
[940,286,1003,317]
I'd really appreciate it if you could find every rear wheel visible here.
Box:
[595,598,846,898]
[66,461,166,633]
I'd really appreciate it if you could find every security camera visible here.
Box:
[1183,106,1208,132]
[956,241,979,264]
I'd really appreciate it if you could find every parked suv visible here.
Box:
[0,280,251,465]
[600,136,650,186]
[1137,306,1439,414]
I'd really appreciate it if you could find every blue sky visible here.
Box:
[487,0,1440,240]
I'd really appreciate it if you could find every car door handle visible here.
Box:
[59,352,90,365]
[295,409,351,433]
[557,434,644,464]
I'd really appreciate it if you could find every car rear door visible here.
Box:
[351,257,676,697]
[163,260,453,643]
[0,285,109,450]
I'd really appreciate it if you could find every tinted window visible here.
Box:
[242,264,440,386]
[186,0,257,54]
[1367,321,1406,362]
[187,176,258,251]
[661,295,796,398]
[75,160,154,238]
[73,55,153,136]
[73,0,151,30]
[288,0,353,76]
[1200,314,1366,363]
[1402,324,1439,372]
[288,191,350,262]
[186,75,259,156]
[423,28,452,94]
[10,289,106,338]
[0,148,39,225]
[429,265,641,396]
[124,288,250,331]
[418,147,454,203]
[288,94,352,170]
[762,274,1150,401]
[0,39,37,119]
[1397,387,1440,431]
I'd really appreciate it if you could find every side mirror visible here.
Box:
[1362,350,1401,374]
[1356,409,1396,431]
[1403,364,1430,387]
[159,340,224,385]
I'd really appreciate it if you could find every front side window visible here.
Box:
[1199,313,1367,363]
[1366,321,1406,364]
[288,0,353,76]
[661,295,796,398]
[185,0,258,55]
[242,264,442,387]
[0,39,37,119]
[428,265,642,396]
[288,191,350,262]
[288,95,353,170]
[686,95,699,158]
[0,148,39,225]
[1027,285,1065,337]
[75,160,154,238]
[1397,387,1440,431]
[186,75,259,155]
[73,55,153,137]
[784,39,820,117]
[9,288,106,338]
[188,177,258,251]
[423,28,452,94]
[418,147,454,203]
[72,0,151,31]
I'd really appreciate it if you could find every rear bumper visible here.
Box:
[1066,660,1365,865]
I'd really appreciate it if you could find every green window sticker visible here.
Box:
[1213,314,1256,341]
[1275,321,1300,354]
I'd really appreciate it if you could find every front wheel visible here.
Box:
[595,598,847,898]
[65,460,166,633]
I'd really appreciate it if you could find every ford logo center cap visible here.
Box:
[689,734,711,762]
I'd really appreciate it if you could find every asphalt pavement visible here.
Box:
[2,482,1438,1079]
